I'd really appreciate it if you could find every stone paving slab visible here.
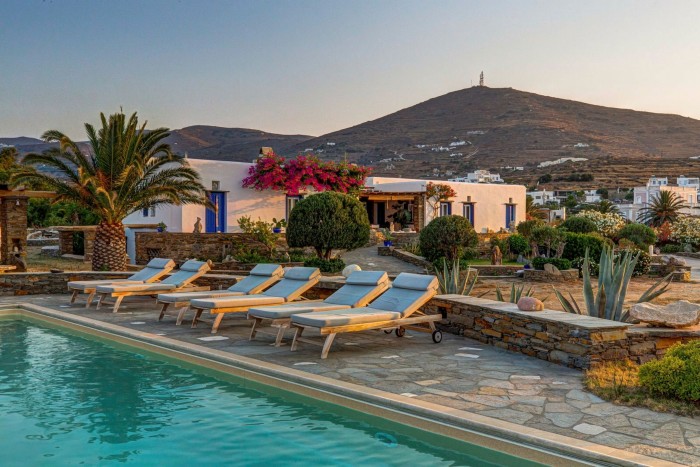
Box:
[3,293,700,466]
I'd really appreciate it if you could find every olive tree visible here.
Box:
[286,192,370,259]
[419,215,478,262]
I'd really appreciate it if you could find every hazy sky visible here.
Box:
[1,0,698,138]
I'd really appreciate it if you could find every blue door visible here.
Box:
[205,192,227,233]
[505,204,516,229]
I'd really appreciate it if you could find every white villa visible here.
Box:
[619,176,700,222]
[122,158,526,260]
[448,170,503,184]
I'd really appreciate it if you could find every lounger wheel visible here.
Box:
[395,327,405,337]
[383,329,393,334]
[432,331,443,343]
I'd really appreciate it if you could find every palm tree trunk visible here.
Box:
[92,222,127,271]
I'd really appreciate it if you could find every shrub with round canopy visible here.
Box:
[286,192,370,259]
[419,215,477,262]
[617,223,657,250]
[559,216,597,233]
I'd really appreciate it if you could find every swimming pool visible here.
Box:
[0,318,542,466]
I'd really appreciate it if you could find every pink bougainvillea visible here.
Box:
[242,152,371,196]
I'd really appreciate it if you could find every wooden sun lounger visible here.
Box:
[95,259,211,313]
[289,273,440,358]
[67,258,175,307]
[188,267,321,333]
[155,264,284,324]
[247,270,389,346]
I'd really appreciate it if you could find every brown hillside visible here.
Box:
[286,86,700,188]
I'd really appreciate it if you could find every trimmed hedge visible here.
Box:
[639,341,700,401]
[559,216,597,233]
[531,257,572,271]
[562,232,606,261]
[660,244,682,254]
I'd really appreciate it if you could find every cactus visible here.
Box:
[436,259,478,295]
[495,283,535,303]
[554,246,672,321]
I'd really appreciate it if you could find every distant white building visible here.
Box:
[448,170,503,184]
[619,176,700,222]
[584,190,601,204]
[527,189,556,206]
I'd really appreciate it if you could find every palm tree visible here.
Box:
[639,190,686,227]
[593,199,620,214]
[13,111,209,271]
[525,195,548,220]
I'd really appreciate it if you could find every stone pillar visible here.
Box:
[59,231,74,255]
[84,229,96,263]
[0,196,28,271]
[413,195,425,232]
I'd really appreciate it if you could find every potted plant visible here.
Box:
[156,222,167,233]
[381,228,394,247]
[272,218,287,234]
[390,202,413,231]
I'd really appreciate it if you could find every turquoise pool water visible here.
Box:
[0,319,541,466]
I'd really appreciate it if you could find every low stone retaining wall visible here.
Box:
[0,271,345,298]
[470,265,521,277]
[426,295,700,369]
[523,269,579,282]
[426,295,630,369]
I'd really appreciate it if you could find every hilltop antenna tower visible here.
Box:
[479,71,484,87]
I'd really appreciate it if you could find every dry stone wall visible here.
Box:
[135,232,275,264]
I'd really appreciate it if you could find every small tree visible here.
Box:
[419,215,477,262]
[617,223,657,250]
[238,216,278,258]
[286,192,369,259]
[531,225,566,258]
[425,182,457,218]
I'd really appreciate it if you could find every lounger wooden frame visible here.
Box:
[290,310,442,359]
[247,280,389,347]
[190,275,321,334]
[96,285,211,313]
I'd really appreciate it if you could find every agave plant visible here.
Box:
[495,283,535,303]
[554,246,672,321]
[436,259,478,295]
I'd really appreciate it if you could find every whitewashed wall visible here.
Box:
[122,159,286,233]
[366,177,526,233]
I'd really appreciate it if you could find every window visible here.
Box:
[142,208,149,217]
[439,202,452,217]
[462,203,474,226]
[505,204,516,229]
[211,181,220,191]
[286,195,303,218]
[143,207,155,217]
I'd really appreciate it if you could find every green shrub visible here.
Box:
[572,256,599,276]
[508,234,530,255]
[559,216,597,233]
[631,250,651,276]
[618,223,657,249]
[562,232,605,261]
[516,219,545,239]
[490,236,509,256]
[461,247,479,261]
[532,257,572,270]
[303,257,346,273]
[419,215,478,262]
[660,244,682,254]
[287,192,370,259]
[639,341,700,401]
